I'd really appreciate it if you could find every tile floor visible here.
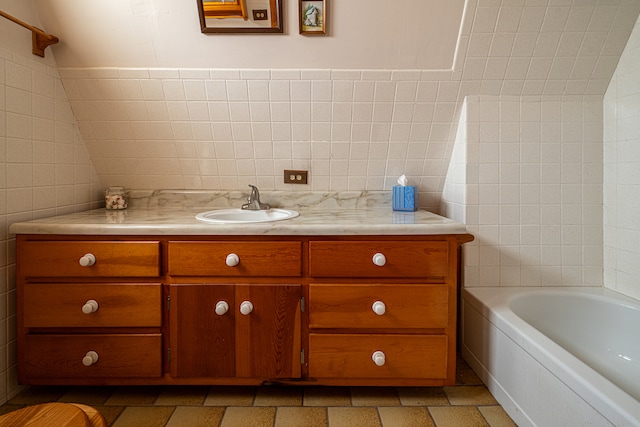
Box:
[0,357,516,426]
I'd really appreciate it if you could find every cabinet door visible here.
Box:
[170,284,301,379]
[170,284,236,377]
[235,284,302,379]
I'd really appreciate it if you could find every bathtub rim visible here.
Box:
[462,286,640,427]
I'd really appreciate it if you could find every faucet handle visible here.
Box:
[242,185,270,210]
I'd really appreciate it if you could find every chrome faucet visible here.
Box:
[242,185,271,210]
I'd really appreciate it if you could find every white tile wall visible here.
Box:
[0,48,103,403]
[604,13,640,300]
[63,69,466,212]
[56,1,640,215]
[444,94,604,288]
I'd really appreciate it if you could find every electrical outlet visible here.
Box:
[252,9,268,20]
[284,170,308,184]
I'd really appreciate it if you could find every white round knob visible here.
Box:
[82,299,99,314]
[372,350,386,366]
[372,253,386,266]
[239,301,254,315]
[226,253,240,267]
[215,301,229,315]
[372,301,386,316]
[82,350,99,366]
[79,253,96,267]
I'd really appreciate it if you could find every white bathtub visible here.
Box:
[461,287,640,427]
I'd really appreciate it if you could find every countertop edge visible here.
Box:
[9,223,470,236]
[9,207,471,236]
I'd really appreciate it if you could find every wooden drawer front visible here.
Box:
[309,334,448,379]
[309,284,449,329]
[308,241,449,278]
[23,283,162,328]
[23,334,162,378]
[19,241,160,278]
[168,241,302,277]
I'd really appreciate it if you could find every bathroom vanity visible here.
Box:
[11,191,473,387]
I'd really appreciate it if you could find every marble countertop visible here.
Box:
[9,190,470,236]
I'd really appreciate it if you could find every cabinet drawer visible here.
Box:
[23,283,162,328]
[23,334,162,378]
[309,284,449,329]
[19,241,160,278]
[308,241,449,278]
[168,241,302,277]
[309,334,448,379]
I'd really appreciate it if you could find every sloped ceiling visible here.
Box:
[32,0,466,70]
[18,0,640,198]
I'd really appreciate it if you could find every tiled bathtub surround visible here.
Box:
[443,94,604,288]
[604,11,640,300]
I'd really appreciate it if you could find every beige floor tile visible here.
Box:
[0,359,517,427]
[155,386,209,406]
[89,405,125,426]
[111,406,175,427]
[220,406,276,427]
[204,386,256,406]
[9,386,68,405]
[275,406,327,427]
[254,386,303,406]
[57,386,116,404]
[303,387,352,407]
[165,406,225,427]
[444,386,497,406]
[477,405,517,427]
[328,407,381,427]
[378,406,436,427]
[397,387,449,406]
[428,406,489,427]
[105,386,163,405]
[350,387,401,406]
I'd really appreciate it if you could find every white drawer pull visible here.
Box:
[82,350,99,366]
[372,301,386,315]
[82,299,99,314]
[372,253,386,266]
[79,253,96,267]
[226,253,240,267]
[239,301,254,315]
[372,350,386,366]
[215,301,229,315]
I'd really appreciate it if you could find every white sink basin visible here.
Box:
[195,208,299,224]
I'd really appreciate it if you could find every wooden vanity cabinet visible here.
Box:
[307,237,465,386]
[169,283,301,379]
[16,233,472,387]
[167,240,302,382]
[16,237,163,385]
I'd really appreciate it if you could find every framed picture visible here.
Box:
[299,0,326,35]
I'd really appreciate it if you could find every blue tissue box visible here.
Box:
[393,186,417,211]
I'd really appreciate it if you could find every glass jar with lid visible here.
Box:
[105,186,128,210]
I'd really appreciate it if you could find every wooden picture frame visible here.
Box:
[299,0,326,35]
[197,0,283,33]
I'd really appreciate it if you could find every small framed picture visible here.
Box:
[299,0,326,35]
